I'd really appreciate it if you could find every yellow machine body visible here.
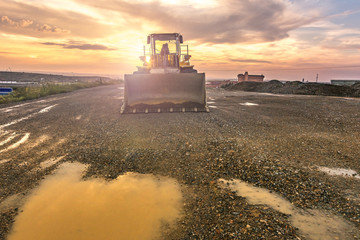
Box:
[121,33,208,113]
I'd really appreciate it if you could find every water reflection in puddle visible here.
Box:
[113,96,124,100]
[219,179,358,240]
[239,102,259,106]
[318,166,360,179]
[9,162,183,240]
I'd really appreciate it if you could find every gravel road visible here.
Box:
[0,84,359,239]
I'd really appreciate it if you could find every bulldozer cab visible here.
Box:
[146,33,183,71]
[147,33,183,54]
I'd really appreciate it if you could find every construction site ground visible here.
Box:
[0,84,359,239]
[224,80,360,97]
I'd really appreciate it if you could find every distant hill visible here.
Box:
[0,71,114,83]
[224,80,360,97]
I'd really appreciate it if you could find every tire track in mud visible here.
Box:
[0,133,17,147]
[0,101,67,205]
[0,134,66,168]
[0,90,89,239]
[0,134,69,205]
[0,133,30,154]
[0,96,67,114]
[0,100,47,113]
[0,104,57,130]
[0,104,59,165]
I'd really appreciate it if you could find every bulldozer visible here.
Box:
[121,33,208,113]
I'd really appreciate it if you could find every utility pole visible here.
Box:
[316,74,319,83]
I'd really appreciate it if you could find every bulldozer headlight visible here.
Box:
[146,56,151,63]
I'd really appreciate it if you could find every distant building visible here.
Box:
[331,80,360,86]
[238,72,264,82]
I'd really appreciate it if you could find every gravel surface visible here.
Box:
[0,85,359,239]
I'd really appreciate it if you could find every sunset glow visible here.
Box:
[1,0,360,81]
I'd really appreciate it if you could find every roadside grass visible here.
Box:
[0,81,117,104]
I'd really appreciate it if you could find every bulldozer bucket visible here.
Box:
[121,73,208,113]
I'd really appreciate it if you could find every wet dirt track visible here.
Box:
[0,84,359,239]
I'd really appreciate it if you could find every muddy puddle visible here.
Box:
[8,162,183,240]
[239,102,259,106]
[318,166,360,180]
[219,179,359,240]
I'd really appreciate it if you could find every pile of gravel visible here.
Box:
[352,82,360,96]
[224,80,360,97]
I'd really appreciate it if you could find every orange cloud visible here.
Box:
[1,15,70,35]
[1,16,33,28]
[74,0,320,44]
[42,40,117,51]
[0,1,115,38]
[37,24,69,34]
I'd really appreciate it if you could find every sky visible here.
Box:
[0,0,360,82]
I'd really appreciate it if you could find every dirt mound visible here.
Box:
[352,82,360,96]
[226,81,262,91]
[352,82,360,90]
[259,80,284,92]
[225,81,359,97]
[297,83,355,96]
